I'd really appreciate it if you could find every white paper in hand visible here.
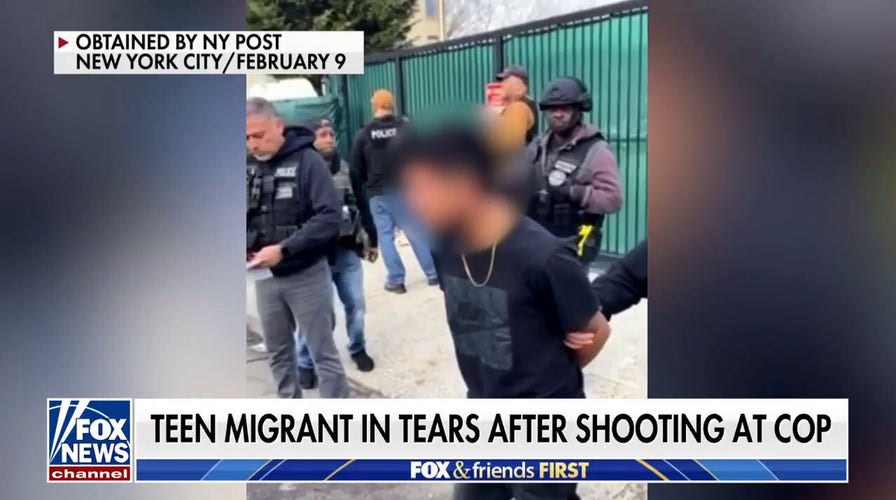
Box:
[246,261,273,281]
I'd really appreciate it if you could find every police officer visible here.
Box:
[527,77,623,264]
[295,118,379,390]
[495,64,538,147]
[351,89,439,293]
[246,97,348,399]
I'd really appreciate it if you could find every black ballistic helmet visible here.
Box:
[538,77,593,112]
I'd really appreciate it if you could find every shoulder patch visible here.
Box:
[554,160,578,174]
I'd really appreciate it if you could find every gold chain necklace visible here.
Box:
[461,244,497,287]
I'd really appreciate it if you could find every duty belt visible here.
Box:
[247,172,262,211]
[339,206,360,237]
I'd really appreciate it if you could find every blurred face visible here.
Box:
[402,160,479,235]
[545,105,577,135]
[501,75,526,100]
[246,114,284,161]
[313,126,336,156]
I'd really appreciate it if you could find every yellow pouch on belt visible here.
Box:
[577,225,594,256]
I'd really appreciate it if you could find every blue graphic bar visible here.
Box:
[135,459,847,483]
[699,460,777,480]
[761,459,848,481]
[203,459,270,481]
[643,460,687,481]
[137,459,219,481]
[665,459,716,480]
[248,459,283,481]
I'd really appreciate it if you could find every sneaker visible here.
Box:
[427,277,440,287]
[298,368,318,390]
[384,283,407,294]
[351,350,375,372]
[249,341,268,353]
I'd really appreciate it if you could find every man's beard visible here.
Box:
[550,118,581,138]
[318,149,335,160]
[549,110,582,138]
[551,122,573,134]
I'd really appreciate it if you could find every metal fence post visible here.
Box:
[338,74,350,157]
[494,36,505,76]
[394,56,406,116]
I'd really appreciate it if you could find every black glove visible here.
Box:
[550,180,589,204]
[360,231,379,263]
[569,184,588,203]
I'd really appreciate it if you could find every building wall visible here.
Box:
[246,74,274,93]
[407,0,443,46]
[246,75,318,100]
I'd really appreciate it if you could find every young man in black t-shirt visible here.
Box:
[396,124,611,500]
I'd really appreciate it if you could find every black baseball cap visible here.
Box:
[305,117,334,132]
[496,64,528,84]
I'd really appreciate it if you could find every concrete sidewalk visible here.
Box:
[246,245,647,500]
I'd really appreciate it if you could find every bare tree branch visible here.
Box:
[444,0,556,39]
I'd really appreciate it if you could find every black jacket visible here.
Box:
[591,240,647,320]
[325,152,378,251]
[350,114,407,196]
[254,126,342,277]
[522,96,539,143]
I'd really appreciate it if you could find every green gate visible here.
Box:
[337,0,647,255]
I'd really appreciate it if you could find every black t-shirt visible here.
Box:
[432,217,600,398]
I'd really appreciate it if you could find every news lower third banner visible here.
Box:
[47,398,849,483]
[53,31,364,75]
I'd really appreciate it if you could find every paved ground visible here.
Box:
[246,245,647,500]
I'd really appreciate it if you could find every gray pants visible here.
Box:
[255,259,348,398]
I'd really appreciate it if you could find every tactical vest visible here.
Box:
[533,134,607,237]
[331,160,362,241]
[246,160,305,252]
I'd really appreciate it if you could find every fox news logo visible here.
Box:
[410,461,451,479]
[47,399,132,482]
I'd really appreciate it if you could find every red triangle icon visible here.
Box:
[58,37,68,49]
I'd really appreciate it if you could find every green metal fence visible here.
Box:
[338,0,647,255]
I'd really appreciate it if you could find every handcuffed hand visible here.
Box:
[564,331,595,350]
